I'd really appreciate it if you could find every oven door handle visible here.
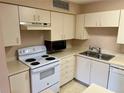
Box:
[31,62,60,73]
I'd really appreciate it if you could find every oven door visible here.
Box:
[31,62,60,93]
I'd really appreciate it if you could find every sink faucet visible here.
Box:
[89,46,101,54]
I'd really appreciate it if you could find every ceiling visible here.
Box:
[63,0,105,4]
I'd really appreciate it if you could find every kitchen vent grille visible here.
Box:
[53,0,69,10]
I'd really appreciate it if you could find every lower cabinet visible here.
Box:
[60,55,75,86]
[90,60,109,88]
[76,56,109,88]
[9,71,30,93]
[76,56,91,85]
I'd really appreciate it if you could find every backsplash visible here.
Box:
[5,31,72,62]
[5,28,124,62]
[5,30,44,62]
[72,28,123,53]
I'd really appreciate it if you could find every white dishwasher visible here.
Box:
[108,66,124,93]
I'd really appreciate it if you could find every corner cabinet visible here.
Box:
[117,10,124,44]
[75,14,88,40]
[84,10,120,27]
[0,3,21,46]
[60,55,75,86]
[75,56,109,88]
[45,12,75,41]
[9,71,30,93]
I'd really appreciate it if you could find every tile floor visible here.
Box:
[60,80,87,93]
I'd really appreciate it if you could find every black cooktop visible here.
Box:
[31,62,40,65]
[25,58,36,62]
[42,55,49,58]
[45,57,55,61]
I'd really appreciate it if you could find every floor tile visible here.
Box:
[60,80,87,93]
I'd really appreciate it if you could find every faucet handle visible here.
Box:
[89,45,92,50]
[98,48,101,54]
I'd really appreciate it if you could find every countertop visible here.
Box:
[6,48,124,76]
[82,84,115,93]
[50,48,85,59]
[75,50,124,68]
[110,54,124,68]
[6,48,84,76]
[7,60,29,76]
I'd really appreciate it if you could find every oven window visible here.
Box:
[40,68,55,80]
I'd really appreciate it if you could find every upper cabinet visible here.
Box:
[19,6,36,23]
[75,14,88,40]
[63,14,75,40]
[0,3,21,47]
[85,13,99,27]
[117,10,124,44]
[19,6,50,23]
[100,10,120,27]
[84,10,120,27]
[50,12,63,41]
[45,12,75,41]
[19,6,51,30]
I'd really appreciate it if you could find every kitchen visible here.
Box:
[1,0,124,93]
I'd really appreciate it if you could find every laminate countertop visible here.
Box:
[6,48,124,76]
[6,48,84,76]
[83,84,115,93]
[50,48,85,59]
[7,60,29,76]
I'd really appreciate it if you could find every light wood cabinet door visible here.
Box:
[75,56,91,85]
[63,14,75,40]
[51,12,63,41]
[76,14,88,40]
[60,55,75,86]
[0,3,21,46]
[19,6,37,22]
[90,61,109,88]
[9,71,30,93]
[36,9,50,23]
[84,13,99,27]
[100,10,120,27]
[117,10,124,44]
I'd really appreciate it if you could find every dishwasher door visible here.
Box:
[108,66,124,93]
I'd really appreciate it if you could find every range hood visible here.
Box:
[20,22,51,30]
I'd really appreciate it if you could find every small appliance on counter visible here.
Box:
[17,45,60,93]
[45,40,66,53]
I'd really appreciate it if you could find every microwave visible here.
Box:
[45,40,66,53]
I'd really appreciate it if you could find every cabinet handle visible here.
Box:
[63,34,66,39]
[25,73,29,80]
[80,34,82,39]
[33,15,36,21]
[96,21,97,27]
[38,15,40,21]
[99,19,101,27]
[16,37,19,44]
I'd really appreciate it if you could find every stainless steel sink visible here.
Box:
[80,51,115,61]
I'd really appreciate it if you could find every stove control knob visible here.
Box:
[23,50,25,54]
[19,51,22,54]
[33,48,35,51]
[47,83,49,86]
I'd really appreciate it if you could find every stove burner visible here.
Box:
[42,55,49,58]
[46,57,55,61]
[25,58,36,62]
[31,62,40,65]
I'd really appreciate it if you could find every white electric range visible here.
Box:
[18,45,60,93]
